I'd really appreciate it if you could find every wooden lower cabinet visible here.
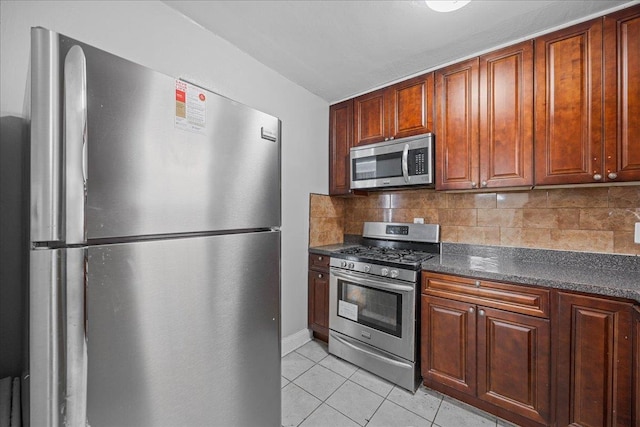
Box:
[477,307,550,425]
[556,292,634,427]
[635,307,640,427]
[308,253,330,342]
[421,272,551,427]
[421,296,476,395]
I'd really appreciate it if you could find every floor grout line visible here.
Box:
[284,340,506,427]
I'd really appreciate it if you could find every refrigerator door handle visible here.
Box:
[64,45,88,245]
[30,28,62,243]
[65,248,88,426]
[30,249,64,427]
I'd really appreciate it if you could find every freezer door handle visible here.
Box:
[30,28,62,243]
[64,45,88,244]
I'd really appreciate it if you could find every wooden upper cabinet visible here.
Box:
[435,58,480,190]
[535,18,608,186]
[436,42,533,191]
[479,41,534,188]
[329,99,353,195]
[353,73,434,146]
[353,88,387,146]
[604,4,640,183]
[388,73,434,140]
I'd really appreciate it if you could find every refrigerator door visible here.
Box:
[85,231,281,426]
[32,28,281,244]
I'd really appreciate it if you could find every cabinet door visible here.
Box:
[479,41,533,189]
[534,18,604,185]
[635,306,640,427]
[308,269,329,341]
[388,73,434,140]
[604,5,640,183]
[435,58,480,190]
[421,295,476,395]
[476,306,550,425]
[353,88,387,146]
[557,292,634,427]
[329,100,353,195]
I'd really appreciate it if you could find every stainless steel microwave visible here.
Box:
[350,133,434,190]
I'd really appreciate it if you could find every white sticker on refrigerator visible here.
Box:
[175,80,206,134]
[338,300,358,322]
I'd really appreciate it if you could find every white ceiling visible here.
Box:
[163,0,636,104]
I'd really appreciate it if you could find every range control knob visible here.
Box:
[348,262,355,269]
[363,265,371,273]
[390,270,399,278]
[341,261,347,268]
[381,268,389,276]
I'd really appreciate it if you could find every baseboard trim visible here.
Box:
[281,329,312,356]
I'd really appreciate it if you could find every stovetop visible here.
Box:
[330,222,440,271]
[331,245,436,269]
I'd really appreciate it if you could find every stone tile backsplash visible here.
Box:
[310,186,640,255]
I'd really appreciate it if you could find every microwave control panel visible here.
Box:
[408,148,429,175]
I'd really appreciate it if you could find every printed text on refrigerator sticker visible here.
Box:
[175,80,206,134]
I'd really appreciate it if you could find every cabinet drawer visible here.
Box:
[422,271,550,318]
[308,253,330,270]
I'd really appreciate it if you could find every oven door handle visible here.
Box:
[330,268,415,293]
[402,143,409,183]
[330,331,413,370]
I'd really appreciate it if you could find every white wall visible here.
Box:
[0,0,328,344]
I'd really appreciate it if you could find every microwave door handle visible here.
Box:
[402,144,409,183]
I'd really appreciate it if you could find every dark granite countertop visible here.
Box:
[422,243,640,304]
[309,241,640,303]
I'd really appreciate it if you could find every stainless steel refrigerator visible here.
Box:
[28,27,281,427]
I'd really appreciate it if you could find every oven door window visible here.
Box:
[337,280,402,337]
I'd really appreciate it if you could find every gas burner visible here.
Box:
[333,245,435,268]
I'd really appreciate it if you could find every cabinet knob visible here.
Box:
[608,172,618,180]
[471,182,477,188]
[318,256,323,261]
[389,136,394,140]
[593,173,603,181]
[475,280,480,287]
[479,309,485,316]
[318,273,323,279]
[469,307,475,314]
[481,181,487,188]
[384,137,389,141]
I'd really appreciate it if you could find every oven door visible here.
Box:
[329,268,416,361]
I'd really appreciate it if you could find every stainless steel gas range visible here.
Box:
[328,222,440,392]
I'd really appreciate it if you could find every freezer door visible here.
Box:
[85,231,281,426]
[33,28,281,243]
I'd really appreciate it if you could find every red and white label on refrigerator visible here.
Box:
[175,80,206,134]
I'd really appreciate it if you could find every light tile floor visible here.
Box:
[282,340,518,427]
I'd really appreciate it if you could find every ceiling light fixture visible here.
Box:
[425,0,471,13]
